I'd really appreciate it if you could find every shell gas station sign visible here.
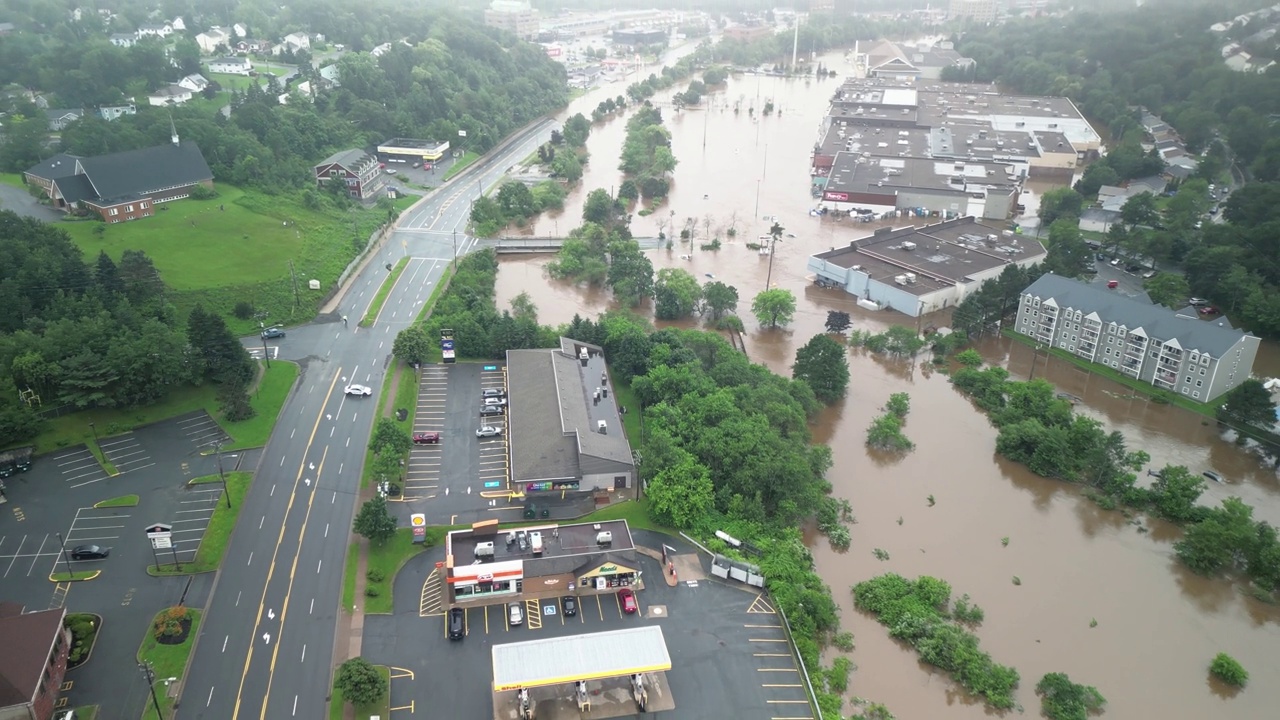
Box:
[411,513,426,543]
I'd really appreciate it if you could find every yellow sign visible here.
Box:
[580,563,633,579]
[411,513,425,527]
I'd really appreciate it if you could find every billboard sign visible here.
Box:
[411,513,426,543]
[824,191,850,202]
[440,329,456,364]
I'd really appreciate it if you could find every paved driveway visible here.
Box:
[0,181,61,221]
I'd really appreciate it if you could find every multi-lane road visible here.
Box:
[183,118,557,719]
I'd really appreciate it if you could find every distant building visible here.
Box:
[1014,273,1259,402]
[809,217,1046,317]
[723,24,775,42]
[484,0,540,40]
[0,603,71,720]
[196,27,232,54]
[314,149,386,200]
[97,104,137,122]
[376,138,451,166]
[208,56,253,76]
[46,108,84,131]
[110,32,137,47]
[612,28,667,48]
[178,74,209,93]
[23,131,215,221]
[949,0,998,23]
[818,152,1023,220]
[147,84,193,106]
[136,23,173,39]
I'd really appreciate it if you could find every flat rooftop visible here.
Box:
[813,217,1046,295]
[492,626,672,691]
[448,518,635,566]
[932,123,1043,161]
[377,137,447,149]
[820,125,931,159]
[824,153,1020,197]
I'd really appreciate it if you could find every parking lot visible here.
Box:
[365,534,814,720]
[400,363,512,525]
[52,446,110,490]
[99,434,154,475]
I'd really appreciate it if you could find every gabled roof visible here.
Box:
[25,153,82,181]
[1024,273,1250,356]
[75,141,213,200]
[52,174,97,204]
[317,148,374,171]
[46,108,83,120]
[212,56,250,66]
[0,604,65,708]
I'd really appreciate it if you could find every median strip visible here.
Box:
[361,256,410,327]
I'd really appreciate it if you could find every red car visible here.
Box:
[1198,306,1221,315]
[618,587,637,614]
[413,432,440,444]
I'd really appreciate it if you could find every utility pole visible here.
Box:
[452,230,458,269]
[260,333,270,368]
[765,235,777,292]
[702,105,708,150]
[214,441,230,508]
[288,260,299,308]
[138,662,165,720]
[754,179,761,220]
[56,532,75,580]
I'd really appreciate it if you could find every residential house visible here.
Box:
[0,603,71,720]
[136,23,173,39]
[235,39,272,54]
[208,56,253,76]
[46,108,84,131]
[370,42,393,58]
[171,17,186,31]
[1014,273,1260,402]
[318,64,341,88]
[0,22,15,36]
[23,131,215,221]
[109,32,137,47]
[147,84,193,106]
[97,104,137,121]
[178,74,209,93]
[314,149,386,200]
[196,27,232,54]
[279,80,312,105]
[274,31,310,55]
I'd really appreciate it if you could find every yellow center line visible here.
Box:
[259,445,327,719]
[230,367,342,719]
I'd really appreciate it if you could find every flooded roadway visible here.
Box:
[496,52,1280,718]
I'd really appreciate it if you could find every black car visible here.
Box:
[562,596,578,617]
[69,544,110,560]
[480,405,504,416]
[1094,253,1107,261]
[1124,264,1143,274]
[448,607,465,640]
[261,327,286,339]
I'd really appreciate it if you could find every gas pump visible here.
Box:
[516,687,534,720]
[575,681,590,713]
[631,673,648,712]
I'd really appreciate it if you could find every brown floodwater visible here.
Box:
[496,53,1280,718]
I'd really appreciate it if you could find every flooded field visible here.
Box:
[494,52,1280,718]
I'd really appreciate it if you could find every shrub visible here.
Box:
[364,586,381,598]
[366,568,386,583]
[233,301,255,320]
[832,631,855,652]
[190,184,219,200]
[1209,653,1248,687]
[826,656,853,694]
[1036,672,1106,720]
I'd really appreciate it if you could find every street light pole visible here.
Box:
[260,333,271,368]
[88,421,97,446]
[213,442,230,508]
[754,179,761,220]
[138,662,166,720]
[452,230,457,269]
[56,532,75,580]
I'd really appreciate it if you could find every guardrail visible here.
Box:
[778,604,826,720]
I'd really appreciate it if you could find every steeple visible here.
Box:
[169,114,179,146]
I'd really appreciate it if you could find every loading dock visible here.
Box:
[491,626,675,719]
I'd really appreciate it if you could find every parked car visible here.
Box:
[1107,280,1119,289]
[476,426,503,438]
[448,607,465,640]
[1124,264,1142,274]
[1188,297,1209,306]
[483,397,508,407]
[618,587,637,614]
[1094,253,1107,261]
[413,431,441,444]
[562,596,578,617]
[1141,270,1158,279]
[1203,470,1225,484]
[385,168,397,175]
[1110,257,1121,266]
[261,327,285,339]
[480,405,504,416]
[344,384,373,396]
[482,388,506,399]
[70,545,110,560]
[508,602,524,626]
[1198,306,1221,315]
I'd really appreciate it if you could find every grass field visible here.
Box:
[151,471,251,575]
[138,608,202,720]
[341,542,359,612]
[361,256,409,326]
[328,665,391,720]
[443,151,480,181]
[610,375,644,447]
[206,71,257,91]
[26,360,297,455]
[94,494,139,508]
[364,529,426,614]
[0,172,26,189]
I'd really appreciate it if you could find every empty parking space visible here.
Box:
[178,411,232,449]
[168,486,222,559]
[99,434,154,474]
[0,532,64,579]
[744,594,811,719]
[404,366,448,502]
[35,506,134,576]
[53,447,109,489]
[454,591,643,637]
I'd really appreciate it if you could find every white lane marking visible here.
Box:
[317,559,322,574]
[301,644,307,663]
[259,515,265,529]
[247,552,253,566]
[270,484,275,496]
[236,591,242,606]
[207,686,215,707]
[280,456,285,467]
[324,523,329,538]
[222,635,228,652]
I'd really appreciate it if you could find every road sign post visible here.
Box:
[146,523,177,570]
[411,513,426,544]
[440,329,456,364]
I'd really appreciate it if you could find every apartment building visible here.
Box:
[485,0,540,40]
[1014,274,1259,402]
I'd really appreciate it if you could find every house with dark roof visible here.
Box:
[1014,274,1259,402]
[0,602,71,720]
[506,338,635,500]
[23,131,214,222]
[314,149,385,200]
[45,108,84,131]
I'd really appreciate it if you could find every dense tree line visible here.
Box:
[0,210,253,445]
[619,106,677,202]
[950,362,1280,596]
[0,6,566,190]
[468,180,567,237]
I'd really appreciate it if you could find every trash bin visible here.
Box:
[396,408,408,421]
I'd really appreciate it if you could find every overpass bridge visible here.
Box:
[491,236,666,254]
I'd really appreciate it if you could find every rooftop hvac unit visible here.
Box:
[894,274,909,285]
[901,241,917,250]
[904,273,917,283]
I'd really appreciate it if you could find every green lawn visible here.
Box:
[578,499,669,533]
[365,529,427,614]
[361,256,410,327]
[328,665,391,720]
[58,186,305,290]
[206,71,257,91]
[138,609,202,720]
[23,360,297,455]
[72,707,99,720]
[94,494,139,508]
[609,374,644,447]
[0,172,26,189]
[151,472,251,575]
[443,151,480,181]
[341,542,359,613]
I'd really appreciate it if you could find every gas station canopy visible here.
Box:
[491,626,672,692]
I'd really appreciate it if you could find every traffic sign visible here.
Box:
[151,536,172,550]
[484,481,501,488]
[441,339,454,350]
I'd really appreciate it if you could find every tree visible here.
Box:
[866,413,913,452]
[1038,187,1084,226]
[702,281,739,320]
[334,657,387,705]
[1043,219,1092,278]
[1209,653,1248,687]
[353,495,397,545]
[1119,192,1159,229]
[550,151,583,183]
[645,453,715,529]
[583,188,620,226]
[392,325,433,366]
[369,417,411,455]
[824,311,852,334]
[1035,673,1106,720]
[1174,497,1258,575]
[792,334,850,404]
[1074,162,1120,196]
[1142,273,1189,308]
[1218,379,1277,428]
[1149,465,1206,523]
[751,289,796,328]
[654,268,702,319]
[495,181,536,219]
[605,243,654,306]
